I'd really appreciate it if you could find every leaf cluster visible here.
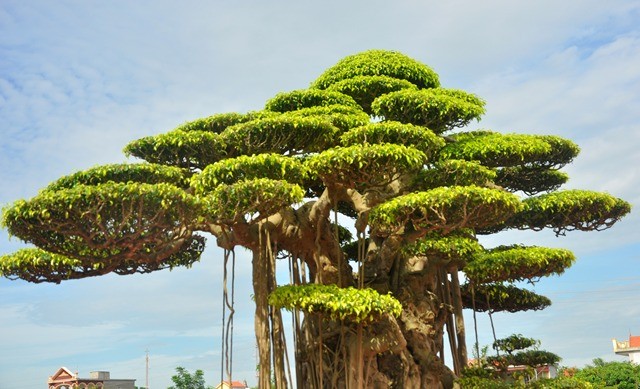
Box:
[369,186,521,236]
[340,121,445,159]
[268,284,402,323]
[440,132,579,168]
[511,190,632,234]
[206,178,304,224]
[461,283,551,313]
[326,75,418,113]
[311,49,440,90]
[45,163,190,191]
[371,88,485,133]
[464,245,576,284]
[265,89,360,112]
[2,182,203,262]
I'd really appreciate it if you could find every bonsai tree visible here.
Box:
[488,334,560,381]
[0,50,630,388]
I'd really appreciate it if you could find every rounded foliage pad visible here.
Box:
[312,49,440,90]
[340,121,445,159]
[372,88,485,133]
[305,144,427,189]
[2,182,204,264]
[192,153,307,192]
[369,185,522,236]
[206,178,304,224]
[465,245,575,284]
[46,163,190,191]
[269,284,402,323]
[461,283,551,313]
[265,89,360,112]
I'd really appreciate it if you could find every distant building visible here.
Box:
[612,334,640,364]
[215,380,249,389]
[48,367,136,389]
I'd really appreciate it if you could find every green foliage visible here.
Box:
[440,131,580,168]
[493,334,540,354]
[0,237,204,283]
[265,88,360,112]
[526,377,592,388]
[173,110,277,133]
[509,350,561,367]
[269,284,402,323]
[326,75,418,113]
[464,245,576,284]
[206,178,304,224]
[282,104,370,131]
[168,366,209,389]
[461,283,551,313]
[2,182,203,263]
[401,230,482,265]
[456,375,514,388]
[412,160,497,190]
[371,88,485,133]
[124,130,226,170]
[457,375,592,388]
[45,163,190,191]
[340,121,445,159]
[369,186,522,236]
[305,144,427,189]
[574,359,640,389]
[220,115,339,156]
[510,190,632,234]
[496,166,569,195]
[311,49,440,90]
[192,153,308,193]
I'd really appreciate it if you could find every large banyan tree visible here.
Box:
[1,50,631,388]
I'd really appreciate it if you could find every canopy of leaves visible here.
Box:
[192,153,307,192]
[46,163,190,191]
[265,88,360,112]
[269,284,402,323]
[124,130,226,171]
[461,283,551,313]
[2,182,203,264]
[574,359,640,389]
[220,115,340,156]
[496,166,569,195]
[326,75,418,113]
[371,88,485,133]
[305,144,427,189]
[510,190,632,234]
[0,237,204,284]
[464,245,576,284]
[340,121,445,159]
[369,185,522,236]
[440,131,580,168]
[173,110,277,133]
[282,104,371,131]
[168,366,208,389]
[488,350,561,369]
[492,334,540,354]
[401,230,482,265]
[311,49,440,90]
[206,178,304,224]
[412,160,497,191]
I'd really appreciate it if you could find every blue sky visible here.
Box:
[1,1,639,388]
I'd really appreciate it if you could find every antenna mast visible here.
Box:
[145,349,150,389]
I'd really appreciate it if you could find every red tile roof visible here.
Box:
[629,335,640,347]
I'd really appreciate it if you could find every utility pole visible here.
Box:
[145,349,150,389]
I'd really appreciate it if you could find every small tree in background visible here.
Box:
[168,367,210,389]
[0,50,631,388]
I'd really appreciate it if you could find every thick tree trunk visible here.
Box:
[252,248,272,389]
